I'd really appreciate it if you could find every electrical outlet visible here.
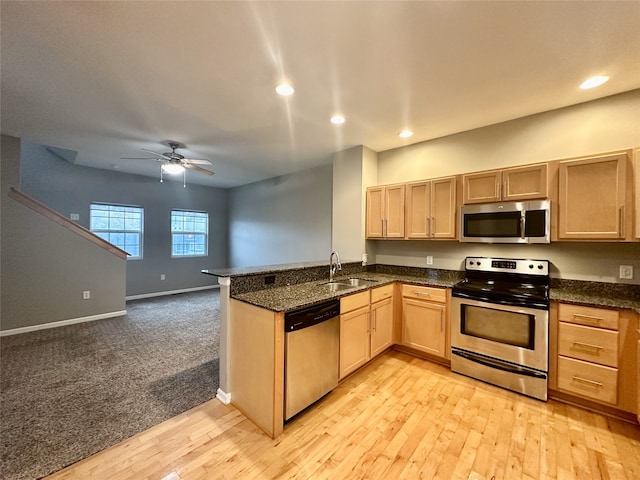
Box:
[82,290,90,300]
[70,213,80,221]
[160,274,166,280]
[362,253,368,266]
[426,256,433,265]
[619,265,633,279]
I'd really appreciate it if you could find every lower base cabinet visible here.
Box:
[339,305,370,378]
[551,302,639,416]
[339,285,394,379]
[401,284,448,359]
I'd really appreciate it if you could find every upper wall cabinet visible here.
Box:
[405,176,457,239]
[557,151,633,240]
[366,184,405,238]
[462,163,548,204]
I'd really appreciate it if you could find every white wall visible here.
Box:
[228,164,333,267]
[371,90,640,284]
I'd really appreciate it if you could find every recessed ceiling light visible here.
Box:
[330,115,346,125]
[579,76,609,90]
[275,83,295,96]
[399,130,414,138]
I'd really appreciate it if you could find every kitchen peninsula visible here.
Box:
[204,261,640,438]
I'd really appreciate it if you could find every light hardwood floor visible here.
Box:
[46,351,640,480]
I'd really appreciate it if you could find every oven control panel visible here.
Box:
[465,256,549,275]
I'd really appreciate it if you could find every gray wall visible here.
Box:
[20,141,228,297]
[370,91,640,284]
[228,164,332,267]
[1,135,126,331]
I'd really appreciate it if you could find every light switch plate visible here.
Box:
[70,213,80,221]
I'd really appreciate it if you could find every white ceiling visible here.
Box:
[2,1,639,188]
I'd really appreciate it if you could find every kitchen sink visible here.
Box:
[321,282,354,292]
[344,278,379,287]
[320,278,379,292]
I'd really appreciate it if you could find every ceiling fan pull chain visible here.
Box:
[160,165,164,183]
[183,169,186,188]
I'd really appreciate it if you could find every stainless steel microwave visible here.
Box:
[460,200,550,243]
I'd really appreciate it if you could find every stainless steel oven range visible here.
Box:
[451,256,550,401]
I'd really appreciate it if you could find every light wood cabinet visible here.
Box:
[371,296,393,358]
[401,284,448,359]
[339,305,370,379]
[462,163,548,204]
[339,285,395,379]
[366,184,405,238]
[552,302,638,413]
[405,176,457,239]
[557,151,632,240]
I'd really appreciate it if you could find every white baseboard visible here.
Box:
[216,388,231,405]
[126,284,219,301]
[0,310,128,337]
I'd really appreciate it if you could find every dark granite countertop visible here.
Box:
[233,272,460,312]
[206,261,640,314]
[550,279,640,313]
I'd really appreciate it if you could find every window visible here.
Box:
[90,203,144,259]
[171,210,208,257]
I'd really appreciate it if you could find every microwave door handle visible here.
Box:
[520,211,526,239]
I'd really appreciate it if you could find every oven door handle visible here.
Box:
[452,349,546,379]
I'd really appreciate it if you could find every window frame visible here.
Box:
[89,203,144,260]
[170,209,209,258]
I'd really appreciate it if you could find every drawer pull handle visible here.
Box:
[572,376,603,387]
[572,341,604,350]
[415,291,430,297]
[572,313,603,324]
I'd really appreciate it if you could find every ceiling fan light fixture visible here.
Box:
[275,83,295,96]
[161,163,185,175]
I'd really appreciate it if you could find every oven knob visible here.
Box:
[529,264,534,269]
[538,264,543,270]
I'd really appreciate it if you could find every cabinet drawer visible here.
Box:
[341,291,370,313]
[401,284,446,303]
[558,322,619,367]
[557,356,617,405]
[558,303,619,330]
[370,284,394,303]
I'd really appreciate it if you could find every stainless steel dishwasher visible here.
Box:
[284,299,340,421]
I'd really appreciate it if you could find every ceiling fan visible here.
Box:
[121,142,214,183]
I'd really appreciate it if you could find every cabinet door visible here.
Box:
[339,306,370,379]
[462,170,501,204]
[385,184,405,238]
[405,181,430,239]
[366,187,384,238]
[370,297,394,358]
[503,163,548,201]
[402,298,446,358]
[431,176,457,239]
[558,153,627,240]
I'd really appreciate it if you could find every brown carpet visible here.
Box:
[0,289,220,480]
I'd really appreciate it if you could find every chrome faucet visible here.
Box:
[329,250,342,282]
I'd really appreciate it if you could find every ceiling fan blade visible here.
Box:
[120,157,161,161]
[184,164,215,176]
[183,158,213,166]
[141,148,170,159]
